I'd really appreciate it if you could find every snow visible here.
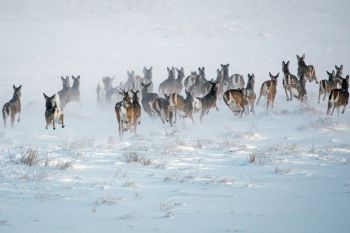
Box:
[0,0,350,232]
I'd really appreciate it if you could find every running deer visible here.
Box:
[43,93,64,130]
[282,61,299,101]
[297,54,318,84]
[169,93,185,124]
[196,80,219,122]
[158,67,176,96]
[153,94,174,126]
[127,90,142,134]
[184,71,197,91]
[327,76,349,116]
[318,70,337,103]
[189,67,211,97]
[115,86,131,137]
[243,73,256,114]
[58,76,71,109]
[215,68,228,99]
[141,82,159,118]
[2,85,22,128]
[71,75,81,104]
[220,64,231,89]
[230,74,245,89]
[223,89,245,118]
[334,65,345,89]
[256,72,279,112]
[143,67,153,92]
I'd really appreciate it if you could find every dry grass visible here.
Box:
[20,148,38,166]
[248,153,257,163]
[123,151,151,166]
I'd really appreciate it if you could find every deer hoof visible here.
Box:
[53,127,56,130]
[62,125,65,128]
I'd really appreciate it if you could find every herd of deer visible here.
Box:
[1,55,349,136]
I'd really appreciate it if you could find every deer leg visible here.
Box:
[289,89,293,101]
[17,111,21,122]
[331,103,336,115]
[256,95,261,105]
[266,99,269,112]
[61,114,65,128]
[284,87,290,101]
[327,102,332,115]
[342,104,347,114]
[10,113,15,128]
[52,118,56,130]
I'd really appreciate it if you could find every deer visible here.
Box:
[327,76,349,116]
[99,76,118,104]
[184,71,198,91]
[115,85,132,137]
[282,61,300,101]
[188,67,211,97]
[143,67,153,92]
[43,93,64,130]
[230,74,245,89]
[127,90,142,134]
[58,76,71,109]
[256,72,279,112]
[297,54,318,84]
[158,67,176,96]
[243,73,256,114]
[318,70,337,103]
[141,82,159,119]
[215,68,225,99]
[196,80,219,122]
[70,75,81,104]
[153,94,174,126]
[220,64,231,89]
[223,88,245,118]
[334,65,345,89]
[2,85,22,128]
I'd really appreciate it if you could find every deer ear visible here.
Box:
[302,54,305,59]
[43,93,48,100]
[269,72,273,78]
[77,75,80,79]
[332,70,335,76]
[287,61,290,66]
[276,72,280,77]
[335,65,339,70]
[167,67,170,72]
[13,85,16,89]
[18,85,22,89]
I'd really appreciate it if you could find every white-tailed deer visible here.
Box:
[334,65,345,89]
[127,90,142,134]
[43,93,64,130]
[223,89,245,118]
[71,75,81,104]
[58,76,71,109]
[2,85,22,128]
[243,73,256,114]
[158,67,176,96]
[141,82,159,119]
[143,67,153,92]
[327,76,349,116]
[196,80,219,122]
[115,86,131,137]
[297,54,318,84]
[282,61,299,101]
[184,71,197,91]
[230,74,245,89]
[188,67,211,97]
[153,94,174,126]
[256,72,279,112]
[319,70,337,103]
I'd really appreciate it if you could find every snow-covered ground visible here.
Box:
[0,0,350,232]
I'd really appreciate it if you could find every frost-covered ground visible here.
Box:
[0,0,350,232]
